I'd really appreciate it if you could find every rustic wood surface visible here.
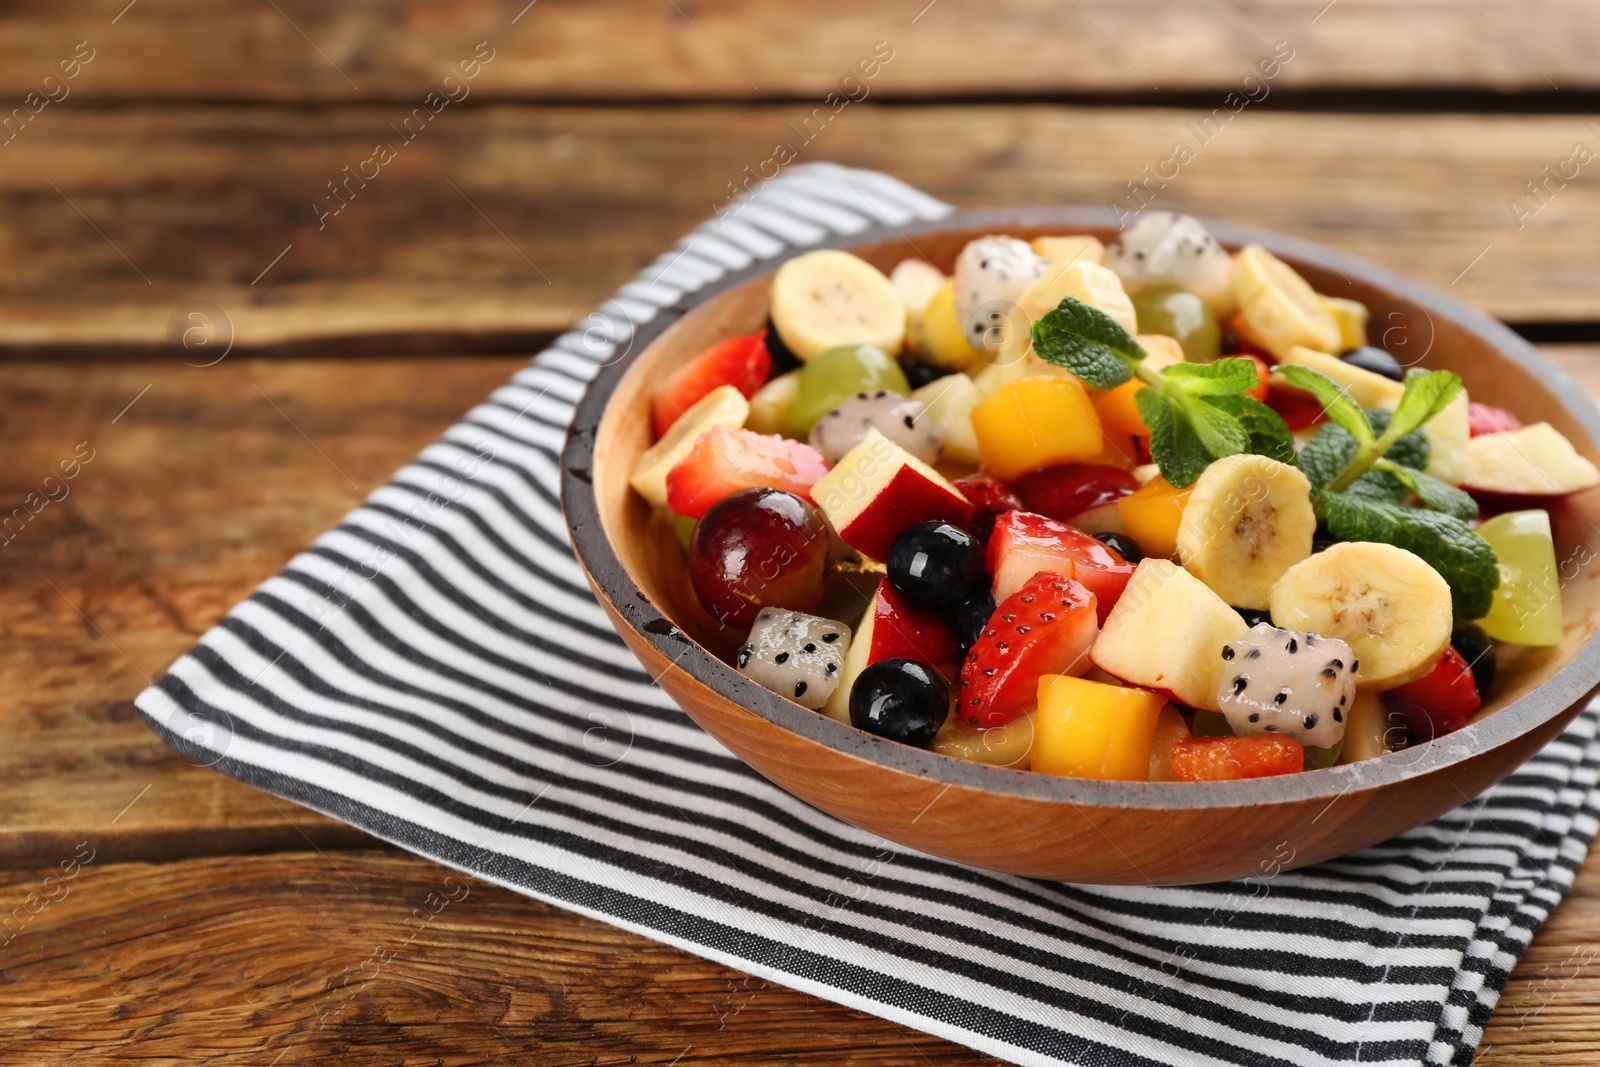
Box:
[2,0,1596,100]
[8,0,1600,1062]
[7,107,1600,355]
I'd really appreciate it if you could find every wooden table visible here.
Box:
[5,2,1600,1062]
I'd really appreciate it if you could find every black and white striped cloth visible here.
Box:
[137,164,1600,1067]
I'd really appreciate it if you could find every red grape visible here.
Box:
[688,488,828,629]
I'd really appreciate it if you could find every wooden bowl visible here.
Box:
[562,208,1600,884]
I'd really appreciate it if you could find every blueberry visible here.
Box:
[1338,346,1404,382]
[1451,622,1497,699]
[1093,531,1142,564]
[1236,608,1272,628]
[898,356,951,391]
[849,659,949,747]
[764,315,802,373]
[887,521,987,608]
[946,593,996,653]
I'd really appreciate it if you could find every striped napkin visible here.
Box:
[137,163,1600,1067]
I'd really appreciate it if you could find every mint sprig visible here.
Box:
[1032,297,1295,487]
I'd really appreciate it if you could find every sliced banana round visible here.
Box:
[770,250,905,360]
[1269,542,1452,690]
[1230,245,1341,358]
[1176,454,1315,610]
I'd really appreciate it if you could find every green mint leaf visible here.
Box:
[1343,470,1410,505]
[1300,422,1358,490]
[1202,394,1299,467]
[1319,492,1499,620]
[1030,296,1143,390]
[1364,408,1430,470]
[1275,365,1373,445]
[1163,357,1260,397]
[1385,368,1463,443]
[1139,389,1212,487]
[1178,393,1251,459]
[1374,460,1480,521]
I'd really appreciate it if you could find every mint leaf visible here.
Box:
[1179,393,1251,458]
[1300,422,1358,490]
[1163,358,1260,397]
[1344,470,1410,505]
[1275,365,1372,445]
[1139,389,1212,487]
[1386,368,1463,443]
[1203,394,1298,467]
[1374,460,1480,521]
[1031,297,1143,389]
[1319,492,1499,620]
[1365,408,1430,469]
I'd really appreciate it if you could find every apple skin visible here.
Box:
[1012,463,1140,524]
[867,580,960,681]
[836,465,975,561]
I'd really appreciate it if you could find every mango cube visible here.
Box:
[970,376,1102,481]
[1032,674,1165,781]
[1115,475,1192,560]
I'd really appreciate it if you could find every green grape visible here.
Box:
[1476,509,1562,646]
[783,344,909,437]
[1131,285,1221,363]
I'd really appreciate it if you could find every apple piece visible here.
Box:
[1462,422,1600,496]
[1067,501,1125,537]
[810,429,975,561]
[1417,391,1471,487]
[628,384,748,510]
[911,373,984,465]
[1468,402,1523,438]
[890,258,945,316]
[1089,559,1248,712]
[988,511,1134,622]
[1016,260,1138,335]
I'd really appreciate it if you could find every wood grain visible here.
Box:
[1,846,1597,1064]
[0,354,525,867]
[1,0,1596,101]
[6,106,1600,357]
[0,850,1003,1065]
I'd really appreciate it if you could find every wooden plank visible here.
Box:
[1,846,1598,1065]
[0,354,526,867]
[0,0,1595,101]
[4,106,1600,357]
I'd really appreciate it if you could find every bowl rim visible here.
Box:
[561,205,1600,811]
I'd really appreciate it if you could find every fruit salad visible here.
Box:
[628,212,1600,783]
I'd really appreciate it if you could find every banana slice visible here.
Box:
[1269,542,1452,690]
[1016,260,1139,335]
[1279,346,1404,409]
[770,250,905,360]
[907,279,981,370]
[1176,454,1315,610]
[1230,245,1342,358]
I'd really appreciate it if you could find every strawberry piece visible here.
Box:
[665,426,829,519]
[1467,402,1523,438]
[1012,463,1140,524]
[957,572,1099,727]
[1170,734,1304,781]
[987,511,1134,623]
[652,331,772,439]
[1392,646,1481,741]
